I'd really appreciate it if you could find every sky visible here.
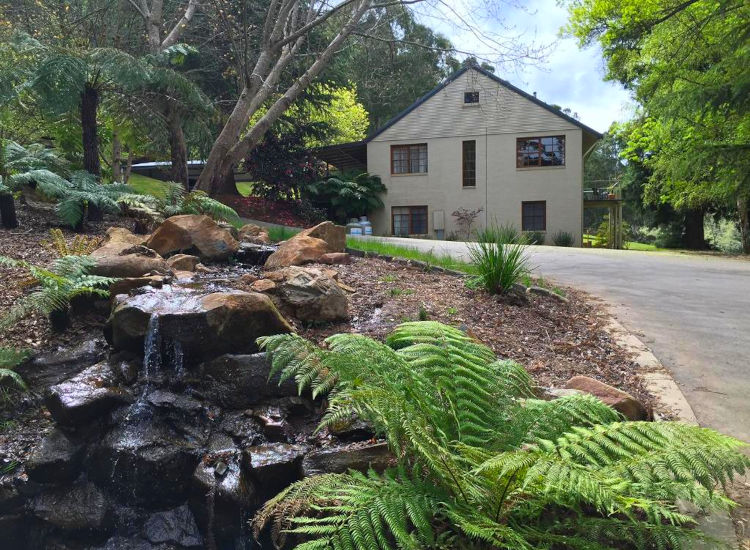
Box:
[413,0,634,134]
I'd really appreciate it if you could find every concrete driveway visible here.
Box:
[362,237,750,442]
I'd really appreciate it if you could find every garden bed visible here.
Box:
[217,194,307,227]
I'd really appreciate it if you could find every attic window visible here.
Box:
[464,91,479,104]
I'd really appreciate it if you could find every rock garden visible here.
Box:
[0,212,747,550]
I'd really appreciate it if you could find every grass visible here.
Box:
[236,181,254,197]
[268,226,300,243]
[346,237,476,275]
[584,234,660,252]
[125,173,170,198]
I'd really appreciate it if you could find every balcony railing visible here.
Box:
[583,187,620,201]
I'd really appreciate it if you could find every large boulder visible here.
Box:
[238,223,271,245]
[105,287,293,360]
[264,266,348,322]
[298,221,346,252]
[264,221,346,268]
[146,215,239,261]
[166,253,200,271]
[301,442,392,477]
[242,443,307,497]
[142,505,202,548]
[90,228,168,278]
[198,353,298,409]
[564,376,650,421]
[264,235,330,269]
[45,361,134,426]
[31,481,111,531]
[25,429,84,483]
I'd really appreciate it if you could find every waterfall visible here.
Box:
[143,313,162,383]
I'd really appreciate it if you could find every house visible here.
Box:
[318,64,612,246]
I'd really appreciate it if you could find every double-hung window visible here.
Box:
[392,206,428,235]
[391,144,428,174]
[522,201,546,231]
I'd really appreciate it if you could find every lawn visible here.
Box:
[126,173,170,198]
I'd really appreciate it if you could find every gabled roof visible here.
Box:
[365,65,603,142]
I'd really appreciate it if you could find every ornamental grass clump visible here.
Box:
[468,224,531,294]
[253,321,749,550]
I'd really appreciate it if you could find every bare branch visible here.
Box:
[161,0,199,50]
[126,0,148,19]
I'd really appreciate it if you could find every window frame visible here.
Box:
[392,205,429,236]
[521,201,546,232]
[390,143,428,175]
[516,135,565,168]
[462,140,476,188]
[464,91,480,104]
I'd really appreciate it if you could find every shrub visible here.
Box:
[0,347,30,391]
[42,228,102,257]
[524,230,545,245]
[553,230,574,247]
[705,217,743,254]
[0,255,116,332]
[468,224,531,294]
[304,172,386,224]
[451,207,483,240]
[477,222,523,245]
[254,322,749,550]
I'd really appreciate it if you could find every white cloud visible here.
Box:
[413,0,634,133]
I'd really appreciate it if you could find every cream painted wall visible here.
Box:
[366,68,587,245]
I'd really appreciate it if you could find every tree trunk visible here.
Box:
[738,195,750,254]
[112,130,122,183]
[167,104,189,189]
[682,208,707,249]
[123,147,133,184]
[80,84,100,176]
[0,193,18,229]
[214,169,238,196]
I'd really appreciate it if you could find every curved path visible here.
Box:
[362,237,750,442]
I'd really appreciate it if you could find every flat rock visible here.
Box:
[318,252,351,265]
[564,375,649,420]
[235,242,278,265]
[142,504,202,548]
[45,361,133,426]
[110,275,166,297]
[18,338,106,388]
[146,214,239,261]
[166,253,200,271]
[91,228,169,278]
[301,442,393,477]
[264,235,330,268]
[25,428,83,483]
[238,224,271,245]
[31,481,110,531]
[105,287,293,360]
[199,353,297,409]
[297,221,346,252]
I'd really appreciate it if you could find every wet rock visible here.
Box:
[146,215,239,261]
[235,242,278,265]
[106,288,293,360]
[318,252,351,265]
[199,353,297,409]
[0,514,26,549]
[219,412,262,444]
[301,442,393,476]
[297,221,346,252]
[166,253,200,272]
[91,229,169,278]
[264,235,330,268]
[267,266,348,322]
[190,455,254,543]
[31,481,110,531]
[91,420,200,508]
[25,429,83,483]
[250,405,287,441]
[564,376,650,420]
[18,338,106,388]
[328,417,375,441]
[95,536,163,550]
[45,361,134,426]
[242,443,307,496]
[251,279,276,293]
[238,273,258,285]
[142,504,202,548]
[238,224,271,245]
[146,390,203,414]
[110,275,166,297]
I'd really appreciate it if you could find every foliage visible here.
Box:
[553,230,574,247]
[523,231,545,245]
[467,231,531,295]
[42,228,102,257]
[305,172,386,223]
[346,238,474,275]
[0,255,116,332]
[254,321,749,549]
[567,0,750,252]
[705,217,743,255]
[477,222,524,245]
[451,207,484,240]
[0,347,30,391]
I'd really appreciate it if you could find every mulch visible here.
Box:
[217,195,306,227]
[299,257,654,408]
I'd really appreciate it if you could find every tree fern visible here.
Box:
[0,347,30,391]
[255,322,749,549]
[0,255,116,332]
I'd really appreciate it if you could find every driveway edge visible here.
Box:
[606,317,738,549]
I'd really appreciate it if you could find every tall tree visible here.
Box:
[567,0,750,251]
[126,0,198,187]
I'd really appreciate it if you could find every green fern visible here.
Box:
[255,321,749,550]
[0,347,30,391]
[0,255,116,332]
